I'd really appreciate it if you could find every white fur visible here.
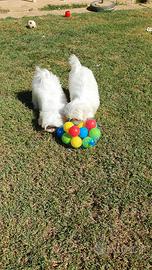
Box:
[64,54,100,121]
[32,66,67,132]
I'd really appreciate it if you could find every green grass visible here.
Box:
[0,10,152,270]
[40,3,87,11]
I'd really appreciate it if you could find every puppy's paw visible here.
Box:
[45,126,56,133]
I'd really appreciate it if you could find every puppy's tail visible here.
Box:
[69,54,81,71]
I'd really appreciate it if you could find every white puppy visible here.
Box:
[64,54,100,121]
[32,66,67,132]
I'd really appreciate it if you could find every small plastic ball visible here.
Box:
[79,127,88,139]
[61,133,72,144]
[82,137,92,149]
[69,126,80,137]
[77,121,84,128]
[71,137,82,148]
[27,20,37,29]
[89,128,101,141]
[63,122,73,133]
[85,119,97,130]
[73,120,80,125]
[56,127,64,138]
[89,138,96,147]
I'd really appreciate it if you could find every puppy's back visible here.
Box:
[32,66,62,91]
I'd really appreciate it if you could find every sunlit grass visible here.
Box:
[0,9,151,270]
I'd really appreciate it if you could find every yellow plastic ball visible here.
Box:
[71,136,82,148]
[77,121,84,128]
[63,122,74,133]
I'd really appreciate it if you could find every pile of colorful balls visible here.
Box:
[56,119,101,149]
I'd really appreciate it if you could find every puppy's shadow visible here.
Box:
[17,90,42,131]
[17,90,33,109]
[17,88,70,132]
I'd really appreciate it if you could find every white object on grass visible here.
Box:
[146,27,152,32]
[27,20,37,29]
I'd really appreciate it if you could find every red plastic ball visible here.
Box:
[65,10,71,17]
[69,126,80,137]
[85,119,96,130]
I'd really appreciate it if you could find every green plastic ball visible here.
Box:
[82,137,92,149]
[61,133,72,144]
[89,128,101,141]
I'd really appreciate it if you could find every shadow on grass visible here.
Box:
[17,90,42,131]
[17,90,33,110]
[17,88,70,132]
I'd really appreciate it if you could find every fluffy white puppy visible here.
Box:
[32,66,67,132]
[64,54,100,121]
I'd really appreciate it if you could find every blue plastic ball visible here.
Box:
[79,127,88,139]
[89,138,96,147]
[56,127,64,138]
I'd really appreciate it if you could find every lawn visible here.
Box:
[0,9,152,270]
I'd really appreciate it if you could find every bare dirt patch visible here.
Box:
[0,0,151,19]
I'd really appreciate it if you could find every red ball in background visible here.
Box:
[85,119,97,130]
[69,126,80,137]
[65,10,71,17]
